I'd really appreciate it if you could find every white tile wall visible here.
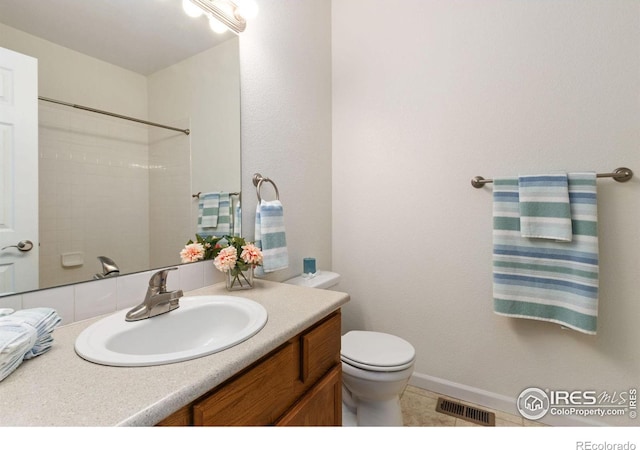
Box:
[22,285,75,325]
[74,278,118,322]
[38,102,151,290]
[115,270,152,311]
[148,124,192,270]
[0,260,225,325]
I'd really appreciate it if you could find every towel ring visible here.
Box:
[253,173,280,202]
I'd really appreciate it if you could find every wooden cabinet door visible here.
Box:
[193,342,299,425]
[157,311,342,426]
[156,406,191,426]
[276,365,342,426]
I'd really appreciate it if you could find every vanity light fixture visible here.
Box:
[181,0,258,34]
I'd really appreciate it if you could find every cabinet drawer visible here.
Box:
[301,312,341,385]
[193,342,299,425]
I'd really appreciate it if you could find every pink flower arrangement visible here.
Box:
[180,235,263,289]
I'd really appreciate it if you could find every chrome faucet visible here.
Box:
[125,268,183,322]
[93,256,120,279]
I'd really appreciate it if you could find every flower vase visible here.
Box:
[225,266,254,291]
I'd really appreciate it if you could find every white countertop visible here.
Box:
[0,280,349,426]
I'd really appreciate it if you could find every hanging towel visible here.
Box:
[255,199,289,274]
[197,192,231,237]
[214,193,231,236]
[233,198,242,237]
[492,173,599,334]
[518,173,572,242]
[197,193,220,229]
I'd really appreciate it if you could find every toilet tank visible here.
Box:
[284,271,341,290]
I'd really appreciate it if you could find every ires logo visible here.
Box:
[549,390,598,405]
[517,388,638,421]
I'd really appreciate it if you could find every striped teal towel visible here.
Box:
[198,193,220,229]
[255,199,289,274]
[197,193,231,237]
[518,173,572,242]
[233,199,242,236]
[492,173,599,334]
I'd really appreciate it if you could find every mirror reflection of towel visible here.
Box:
[197,193,231,237]
[198,193,220,229]
[255,199,289,274]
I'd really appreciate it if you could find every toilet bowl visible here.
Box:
[341,330,415,426]
[285,271,416,427]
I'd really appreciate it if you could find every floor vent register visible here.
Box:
[435,397,496,426]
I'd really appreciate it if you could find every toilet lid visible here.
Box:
[341,331,415,371]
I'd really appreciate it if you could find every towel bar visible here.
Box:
[192,192,240,199]
[471,167,633,188]
[252,173,280,202]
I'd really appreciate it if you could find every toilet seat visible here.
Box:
[341,331,415,372]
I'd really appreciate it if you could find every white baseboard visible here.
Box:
[408,372,607,427]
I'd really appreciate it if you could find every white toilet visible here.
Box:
[285,271,416,427]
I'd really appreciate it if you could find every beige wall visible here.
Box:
[332,0,640,425]
[239,0,333,282]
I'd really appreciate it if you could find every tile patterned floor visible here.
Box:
[400,385,546,427]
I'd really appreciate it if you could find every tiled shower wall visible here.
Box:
[38,102,151,288]
[148,125,192,270]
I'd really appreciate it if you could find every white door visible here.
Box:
[0,47,38,295]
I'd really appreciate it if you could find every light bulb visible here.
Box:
[235,0,259,20]
[208,16,228,33]
[182,0,203,18]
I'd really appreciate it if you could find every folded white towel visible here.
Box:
[0,308,61,381]
[0,323,37,382]
[2,307,61,332]
[255,199,289,274]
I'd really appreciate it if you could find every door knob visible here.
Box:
[1,240,34,252]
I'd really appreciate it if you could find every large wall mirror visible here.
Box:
[0,0,241,296]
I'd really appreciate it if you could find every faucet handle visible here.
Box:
[148,267,178,290]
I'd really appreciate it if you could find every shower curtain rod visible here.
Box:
[38,96,190,135]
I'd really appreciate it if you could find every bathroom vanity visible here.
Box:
[158,310,342,425]
[0,280,348,426]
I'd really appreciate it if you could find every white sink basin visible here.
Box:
[75,295,268,367]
